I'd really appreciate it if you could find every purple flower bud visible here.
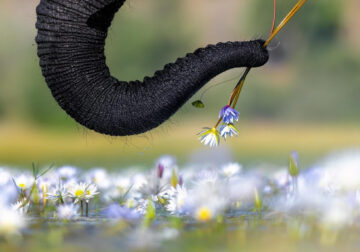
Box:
[178,175,183,186]
[219,105,240,124]
[158,164,164,178]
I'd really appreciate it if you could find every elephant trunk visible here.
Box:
[36,0,269,136]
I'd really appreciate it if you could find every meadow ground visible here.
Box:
[1,126,360,251]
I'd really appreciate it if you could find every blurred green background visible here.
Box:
[0,0,359,169]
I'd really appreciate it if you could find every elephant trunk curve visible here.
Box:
[36,0,269,136]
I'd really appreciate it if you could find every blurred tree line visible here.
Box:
[250,0,343,45]
[241,0,360,122]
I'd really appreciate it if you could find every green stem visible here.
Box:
[80,200,84,217]
[86,201,89,217]
[59,195,64,205]
[231,68,251,109]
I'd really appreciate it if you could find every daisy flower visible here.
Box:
[166,185,188,215]
[57,166,78,181]
[47,184,69,204]
[219,123,239,140]
[0,169,11,186]
[14,174,34,190]
[191,191,227,222]
[84,184,99,201]
[219,105,240,124]
[0,206,27,236]
[195,206,213,222]
[221,163,242,178]
[87,168,111,190]
[56,204,79,220]
[113,176,132,195]
[69,183,99,203]
[11,200,29,215]
[321,200,353,231]
[155,155,177,170]
[228,174,264,203]
[187,180,228,222]
[199,128,220,147]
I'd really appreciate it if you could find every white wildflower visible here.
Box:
[219,123,239,140]
[0,168,11,186]
[199,128,220,147]
[69,183,99,203]
[321,200,353,230]
[221,163,242,178]
[87,168,111,190]
[0,206,27,236]
[11,201,29,215]
[57,204,79,220]
[166,185,188,215]
[47,184,69,204]
[57,166,78,180]
[14,174,34,190]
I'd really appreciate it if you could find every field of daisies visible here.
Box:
[1,150,360,251]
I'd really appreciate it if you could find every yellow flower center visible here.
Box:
[18,183,26,189]
[210,128,217,134]
[196,207,212,222]
[75,189,84,197]
[86,190,91,195]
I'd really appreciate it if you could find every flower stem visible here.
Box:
[80,200,84,217]
[228,0,307,112]
[60,195,64,205]
[293,176,298,196]
[214,118,222,128]
[86,201,89,217]
[258,208,262,219]
[270,0,277,36]
[231,68,251,109]
[42,187,47,210]
[264,0,307,47]
[214,0,307,131]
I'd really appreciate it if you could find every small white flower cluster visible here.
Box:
[199,105,240,147]
[1,150,360,239]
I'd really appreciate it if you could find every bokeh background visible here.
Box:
[0,0,359,169]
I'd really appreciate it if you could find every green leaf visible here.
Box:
[192,100,205,108]
[11,177,20,193]
[32,162,39,178]
[118,184,133,205]
[38,164,54,179]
